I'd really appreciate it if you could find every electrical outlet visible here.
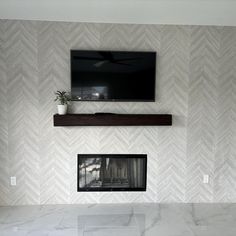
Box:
[203,175,209,184]
[10,176,16,186]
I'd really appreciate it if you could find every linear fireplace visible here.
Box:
[78,154,147,191]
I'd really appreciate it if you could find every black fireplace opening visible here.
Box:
[77,154,147,192]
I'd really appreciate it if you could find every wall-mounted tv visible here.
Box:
[71,50,156,101]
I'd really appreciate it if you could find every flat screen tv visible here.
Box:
[71,50,156,101]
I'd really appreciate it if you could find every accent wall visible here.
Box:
[0,20,236,205]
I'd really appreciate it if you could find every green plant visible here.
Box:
[54,91,70,105]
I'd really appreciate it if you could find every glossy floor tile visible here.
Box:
[0,203,236,235]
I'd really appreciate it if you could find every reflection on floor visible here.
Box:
[0,203,236,236]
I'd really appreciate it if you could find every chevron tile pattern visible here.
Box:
[156,26,190,202]
[0,20,236,205]
[213,27,236,202]
[1,20,40,205]
[187,26,221,202]
[0,20,9,205]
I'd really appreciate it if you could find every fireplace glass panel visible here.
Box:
[78,154,147,191]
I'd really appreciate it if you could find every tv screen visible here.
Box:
[71,50,156,101]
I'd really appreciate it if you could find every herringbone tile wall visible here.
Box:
[0,20,235,205]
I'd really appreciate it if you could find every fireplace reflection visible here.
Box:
[77,213,146,235]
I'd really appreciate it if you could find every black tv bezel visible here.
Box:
[77,154,147,192]
[70,50,156,102]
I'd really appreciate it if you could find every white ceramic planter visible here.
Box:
[57,104,67,115]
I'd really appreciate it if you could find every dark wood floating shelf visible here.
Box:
[54,113,172,126]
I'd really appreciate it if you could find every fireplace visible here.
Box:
[77,154,147,191]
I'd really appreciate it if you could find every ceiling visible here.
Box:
[0,0,235,26]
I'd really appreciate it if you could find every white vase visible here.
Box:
[57,104,68,115]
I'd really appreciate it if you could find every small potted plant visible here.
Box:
[54,91,70,115]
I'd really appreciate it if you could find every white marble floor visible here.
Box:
[0,203,236,236]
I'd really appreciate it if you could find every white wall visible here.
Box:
[0,0,236,26]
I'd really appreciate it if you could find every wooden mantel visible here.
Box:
[53,113,172,126]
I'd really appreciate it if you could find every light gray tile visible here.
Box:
[0,20,235,205]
